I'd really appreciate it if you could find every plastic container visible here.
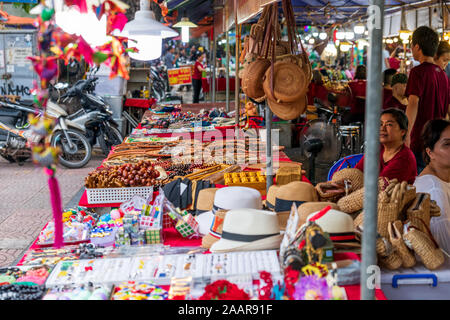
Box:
[86,186,154,204]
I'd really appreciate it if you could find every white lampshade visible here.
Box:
[312,32,319,38]
[357,39,369,50]
[324,42,337,57]
[386,38,393,44]
[173,17,197,44]
[128,35,162,61]
[345,31,355,40]
[354,23,365,35]
[399,29,411,41]
[122,0,177,60]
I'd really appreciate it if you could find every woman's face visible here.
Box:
[379,113,405,145]
[392,83,406,96]
[427,126,450,168]
[435,52,450,70]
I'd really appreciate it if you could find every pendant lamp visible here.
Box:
[173,16,198,43]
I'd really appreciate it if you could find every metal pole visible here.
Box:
[360,0,384,300]
[212,27,217,104]
[234,0,240,136]
[265,103,273,192]
[225,8,230,112]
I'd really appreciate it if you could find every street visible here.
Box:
[0,153,104,266]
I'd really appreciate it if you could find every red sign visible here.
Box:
[167,66,192,85]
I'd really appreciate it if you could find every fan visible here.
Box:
[300,119,342,165]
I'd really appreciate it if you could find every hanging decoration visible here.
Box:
[27,0,136,248]
[152,0,178,25]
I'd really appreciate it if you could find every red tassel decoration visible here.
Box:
[45,167,63,248]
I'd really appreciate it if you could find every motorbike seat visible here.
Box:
[0,109,22,117]
[19,100,35,107]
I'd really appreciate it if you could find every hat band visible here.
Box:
[274,199,305,212]
[221,230,279,243]
[212,204,226,214]
[329,232,357,243]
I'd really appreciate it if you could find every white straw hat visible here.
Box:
[210,208,282,253]
[196,186,262,237]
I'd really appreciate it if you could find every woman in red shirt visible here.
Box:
[355,108,417,184]
[192,52,206,103]
[389,47,402,71]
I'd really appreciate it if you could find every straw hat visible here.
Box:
[298,202,340,227]
[274,181,318,212]
[195,188,218,214]
[199,187,262,248]
[209,209,282,253]
[304,208,360,248]
[265,185,280,210]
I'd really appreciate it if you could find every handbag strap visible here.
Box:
[269,2,278,98]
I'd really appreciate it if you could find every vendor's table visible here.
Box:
[123,98,157,133]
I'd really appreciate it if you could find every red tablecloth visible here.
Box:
[124,98,157,109]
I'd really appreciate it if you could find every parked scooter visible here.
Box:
[0,97,92,168]
[55,76,123,156]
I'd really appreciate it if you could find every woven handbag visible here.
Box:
[388,220,416,268]
[378,251,402,270]
[315,181,352,203]
[331,168,364,191]
[337,187,364,214]
[403,221,444,270]
[406,193,431,228]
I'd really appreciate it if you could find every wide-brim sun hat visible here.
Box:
[210,208,282,253]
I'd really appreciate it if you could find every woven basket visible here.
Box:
[377,202,399,239]
[337,187,364,214]
[242,57,271,101]
[262,59,307,103]
[403,227,444,270]
[315,181,350,203]
[376,236,391,257]
[266,95,307,121]
[201,209,228,249]
[331,168,364,191]
[378,251,402,270]
[389,221,416,268]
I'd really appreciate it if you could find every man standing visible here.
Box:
[405,26,450,173]
[163,46,177,69]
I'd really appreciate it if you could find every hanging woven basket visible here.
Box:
[266,95,307,121]
[242,57,271,101]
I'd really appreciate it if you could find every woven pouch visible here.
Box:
[430,200,441,217]
[337,187,364,214]
[389,221,416,268]
[378,251,402,270]
[403,226,444,270]
[315,181,351,203]
[242,57,271,100]
[377,202,399,239]
[406,193,431,228]
[266,95,307,121]
[331,168,364,191]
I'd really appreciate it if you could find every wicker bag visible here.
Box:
[315,181,352,203]
[378,251,403,270]
[266,95,308,120]
[403,221,444,270]
[262,57,308,103]
[242,58,271,101]
[337,187,365,214]
[406,193,431,228]
[331,168,364,191]
[430,200,441,217]
[388,220,416,268]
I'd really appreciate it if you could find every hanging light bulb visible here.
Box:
[354,22,365,35]
[308,38,315,44]
[335,39,340,46]
[393,37,399,43]
[340,41,352,52]
[173,17,198,43]
[399,29,412,41]
[364,30,369,36]
[122,0,178,61]
[336,29,345,40]
[386,38,394,44]
[357,39,369,50]
[319,31,328,40]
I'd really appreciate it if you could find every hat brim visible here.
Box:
[210,233,283,253]
[195,211,214,236]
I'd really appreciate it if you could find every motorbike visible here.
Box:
[0,97,92,168]
[55,76,123,156]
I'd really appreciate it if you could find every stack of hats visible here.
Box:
[209,208,282,253]
[265,181,318,230]
[198,186,262,249]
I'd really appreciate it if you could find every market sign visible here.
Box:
[167,66,192,86]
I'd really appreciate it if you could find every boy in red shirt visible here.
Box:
[405,26,450,173]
